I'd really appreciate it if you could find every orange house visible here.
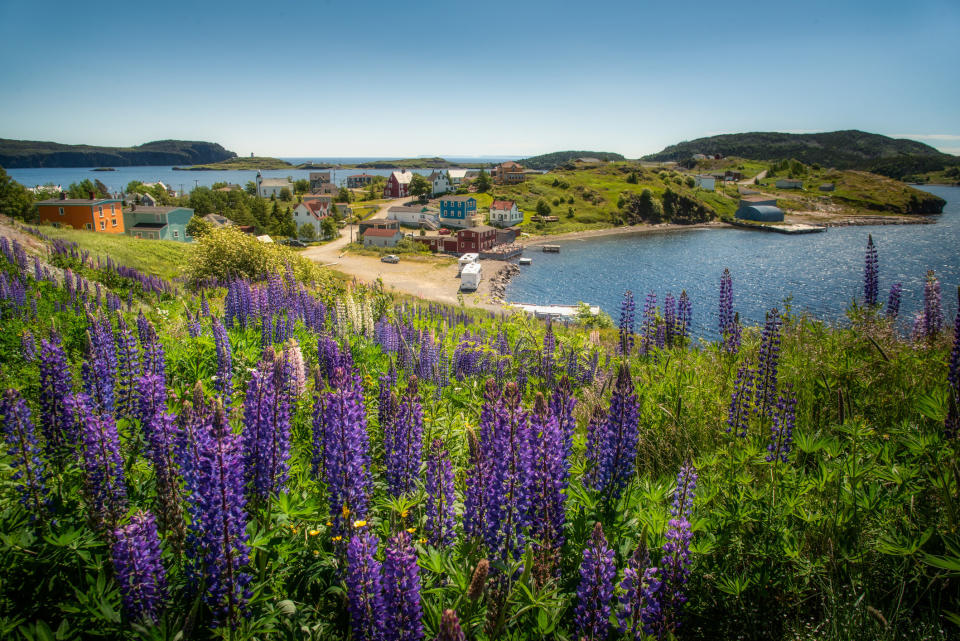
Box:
[36,196,125,234]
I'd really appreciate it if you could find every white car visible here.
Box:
[380,254,400,263]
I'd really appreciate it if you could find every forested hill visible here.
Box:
[642,130,959,180]
[0,139,237,168]
[518,150,626,170]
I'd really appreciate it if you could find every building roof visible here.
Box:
[364,228,402,238]
[127,206,190,214]
[498,161,524,170]
[390,171,415,184]
[131,222,168,230]
[389,205,432,213]
[203,213,232,226]
[37,198,118,205]
[447,169,468,179]
[348,173,375,178]
[299,200,327,215]
[490,200,517,210]
[460,224,495,234]
[259,178,293,187]
[776,178,803,184]
[440,195,476,202]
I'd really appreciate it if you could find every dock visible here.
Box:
[541,245,560,253]
[509,302,599,321]
[726,220,826,234]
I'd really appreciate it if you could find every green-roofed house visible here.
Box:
[123,205,195,241]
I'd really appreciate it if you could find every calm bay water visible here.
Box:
[506,185,960,338]
[6,156,512,195]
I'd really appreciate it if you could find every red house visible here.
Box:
[384,170,414,198]
[456,225,496,253]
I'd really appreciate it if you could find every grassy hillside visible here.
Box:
[642,130,960,180]
[41,225,194,280]
[518,150,626,170]
[351,158,489,169]
[174,156,294,170]
[0,138,236,168]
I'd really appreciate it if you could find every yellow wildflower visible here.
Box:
[419,538,427,545]
[406,527,416,534]
[332,536,342,542]
[326,521,332,526]
[342,505,351,519]
[313,550,319,556]
[400,510,409,518]
[309,529,319,537]
[353,520,367,528]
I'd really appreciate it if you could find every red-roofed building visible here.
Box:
[489,200,522,227]
[363,227,404,248]
[384,170,415,198]
[492,162,526,184]
[347,173,377,188]
[293,200,329,231]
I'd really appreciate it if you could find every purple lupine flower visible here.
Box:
[242,349,291,504]
[322,367,372,534]
[549,375,577,472]
[111,511,167,623]
[464,380,498,540]
[209,317,231,402]
[382,531,424,641]
[346,530,385,641]
[135,373,167,428]
[378,369,398,436]
[84,314,118,415]
[484,382,533,563]
[886,283,903,319]
[663,293,677,348]
[726,361,754,438]
[144,410,184,539]
[436,610,466,641]
[754,308,782,418]
[425,439,456,547]
[114,315,141,420]
[659,462,697,634]
[947,287,960,438]
[541,321,555,386]
[38,334,75,455]
[619,290,636,355]
[618,544,662,639]
[200,291,210,317]
[529,394,567,580]
[864,234,879,307]
[677,290,691,344]
[0,389,50,516]
[20,331,36,362]
[766,386,797,463]
[640,292,658,355]
[78,396,128,528]
[138,314,165,379]
[186,309,202,338]
[588,364,640,502]
[188,401,251,627]
[922,270,944,339]
[384,377,423,497]
[574,522,616,641]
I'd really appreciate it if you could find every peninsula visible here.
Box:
[0,138,236,168]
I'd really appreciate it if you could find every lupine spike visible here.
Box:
[111,511,167,623]
[864,234,879,307]
[0,389,50,517]
[574,522,616,641]
[382,531,424,641]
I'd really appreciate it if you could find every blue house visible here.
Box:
[438,196,479,229]
[123,205,195,241]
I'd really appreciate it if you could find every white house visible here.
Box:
[694,175,716,191]
[363,228,404,248]
[138,192,159,206]
[488,200,522,228]
[447,169,468,186]
[388,205,440,229]
[256,172,294,198]
[293,200,329,226]
[429,171,452,196]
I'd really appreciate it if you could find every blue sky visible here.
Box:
[1,0,958,158]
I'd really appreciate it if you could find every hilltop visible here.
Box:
[351,157,489,169]
[642,130,960,181]
[174,156,294,170]
[0,138,236,168]
[518,150,626,170]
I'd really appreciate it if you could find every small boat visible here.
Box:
[542,245,560,253]
[519,257,532,266]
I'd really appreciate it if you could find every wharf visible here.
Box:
[726,220,826,234]
[509,302,598,321]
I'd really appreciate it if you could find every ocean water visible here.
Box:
[6,156,514,196]
[505,185,960,338]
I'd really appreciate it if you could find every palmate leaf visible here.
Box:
[877,528,932,557]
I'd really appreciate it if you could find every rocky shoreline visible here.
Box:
[487,263,520,303]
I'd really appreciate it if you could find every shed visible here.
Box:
[735,205,785,222]
[819,183,835,192]
[775,178,803,189]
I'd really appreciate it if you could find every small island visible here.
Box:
[91,167,116,171]
[173,156,294,170]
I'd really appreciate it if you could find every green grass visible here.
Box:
[41,224,194,280]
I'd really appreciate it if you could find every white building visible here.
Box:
[694,175,716,190]
[429,171,452,196]
[447,169,468,186]
[488,200,522,228]
[363,228,404,248]
[256,172,294,198]
[388,205,440,229]
[293,200,329,226]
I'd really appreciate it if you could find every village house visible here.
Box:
[358,219,400,236]
[347,173,376,189]
[36,194,125,233]
[384,170,414,198]
[302,193,332,207]
[332,203,352,219]
[694,175,716,190]
[256,173,294,199]
[309,172,331,191]
[439,196,481,229]
[447,169,468,186]
[123,205,194,241]
[388,205,440,229]
[415,226,497,253]
[428,170,452,196]
[819,183,835,192]
[203,213,233,228]
[492,161,526,184]
[488,200,523,228]
[776,178,804,189]
[293,200,329,227]
[363,227,404,248]
[136,192,159,207]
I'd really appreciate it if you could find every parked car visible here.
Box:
[381,254,400,263]
[279,239,307,247]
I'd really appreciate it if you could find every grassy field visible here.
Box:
[41,225,194,280]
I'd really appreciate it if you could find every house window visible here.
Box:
[173,230,179,238]
[58,207,64,216]
[100,221,105,230]
[111,219,117,227]
[99,207,103,217]
[85,223,92,230]
[136,233,142,238]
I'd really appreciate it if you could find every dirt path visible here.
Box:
[740,169,767,185]
[301,196,411,265]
